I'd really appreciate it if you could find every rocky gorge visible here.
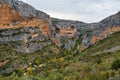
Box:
[0,0,120,53]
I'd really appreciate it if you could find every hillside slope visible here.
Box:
[0,30,120,80]
[0,0,120,79]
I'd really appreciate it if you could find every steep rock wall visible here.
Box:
[81,11,120,51]
[52,12,120,51]
[0,0,52,53]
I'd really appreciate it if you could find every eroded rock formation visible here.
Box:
[52,11,120,51]
[0,0,52,53]
[0,0,120,53]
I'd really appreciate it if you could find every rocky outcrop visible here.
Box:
[0,27,51,53]
[81,11,120,51]
[51,25,79,50]
[51,18,97,50]
[52,11,120,51]
[1,0,50,21]
[0,0,52,53]
[103,45,120,53]
[52,18,96,30]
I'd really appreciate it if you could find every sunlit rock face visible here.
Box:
[0,0,52,53]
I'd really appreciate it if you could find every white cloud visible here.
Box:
[21,0,120,23]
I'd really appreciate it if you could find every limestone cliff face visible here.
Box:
[51,18,97,50]
[51,24,79,50]
[81,11,120,51]
[0,0,120,53]
[52,18,96,30]
[0,0,52,53]
[52,12,120,51]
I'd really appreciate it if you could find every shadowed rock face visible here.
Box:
[0,0,52,53]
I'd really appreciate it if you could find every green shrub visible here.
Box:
[16,67,24,77]
[96,58,102,64]
[33,57,41,66]
[109,70,116,77]
[111,58,120,70]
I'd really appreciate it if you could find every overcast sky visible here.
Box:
[21,0,120,23]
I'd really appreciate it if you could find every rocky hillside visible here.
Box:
[0,0,120,53]
[0,29,120,80]
[81,11,120,50]
[52,12,120,51]
[0,0,52,53]
[0,0,120,79]
[51,18,96,50]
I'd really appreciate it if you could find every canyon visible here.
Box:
[0,0,120,53]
